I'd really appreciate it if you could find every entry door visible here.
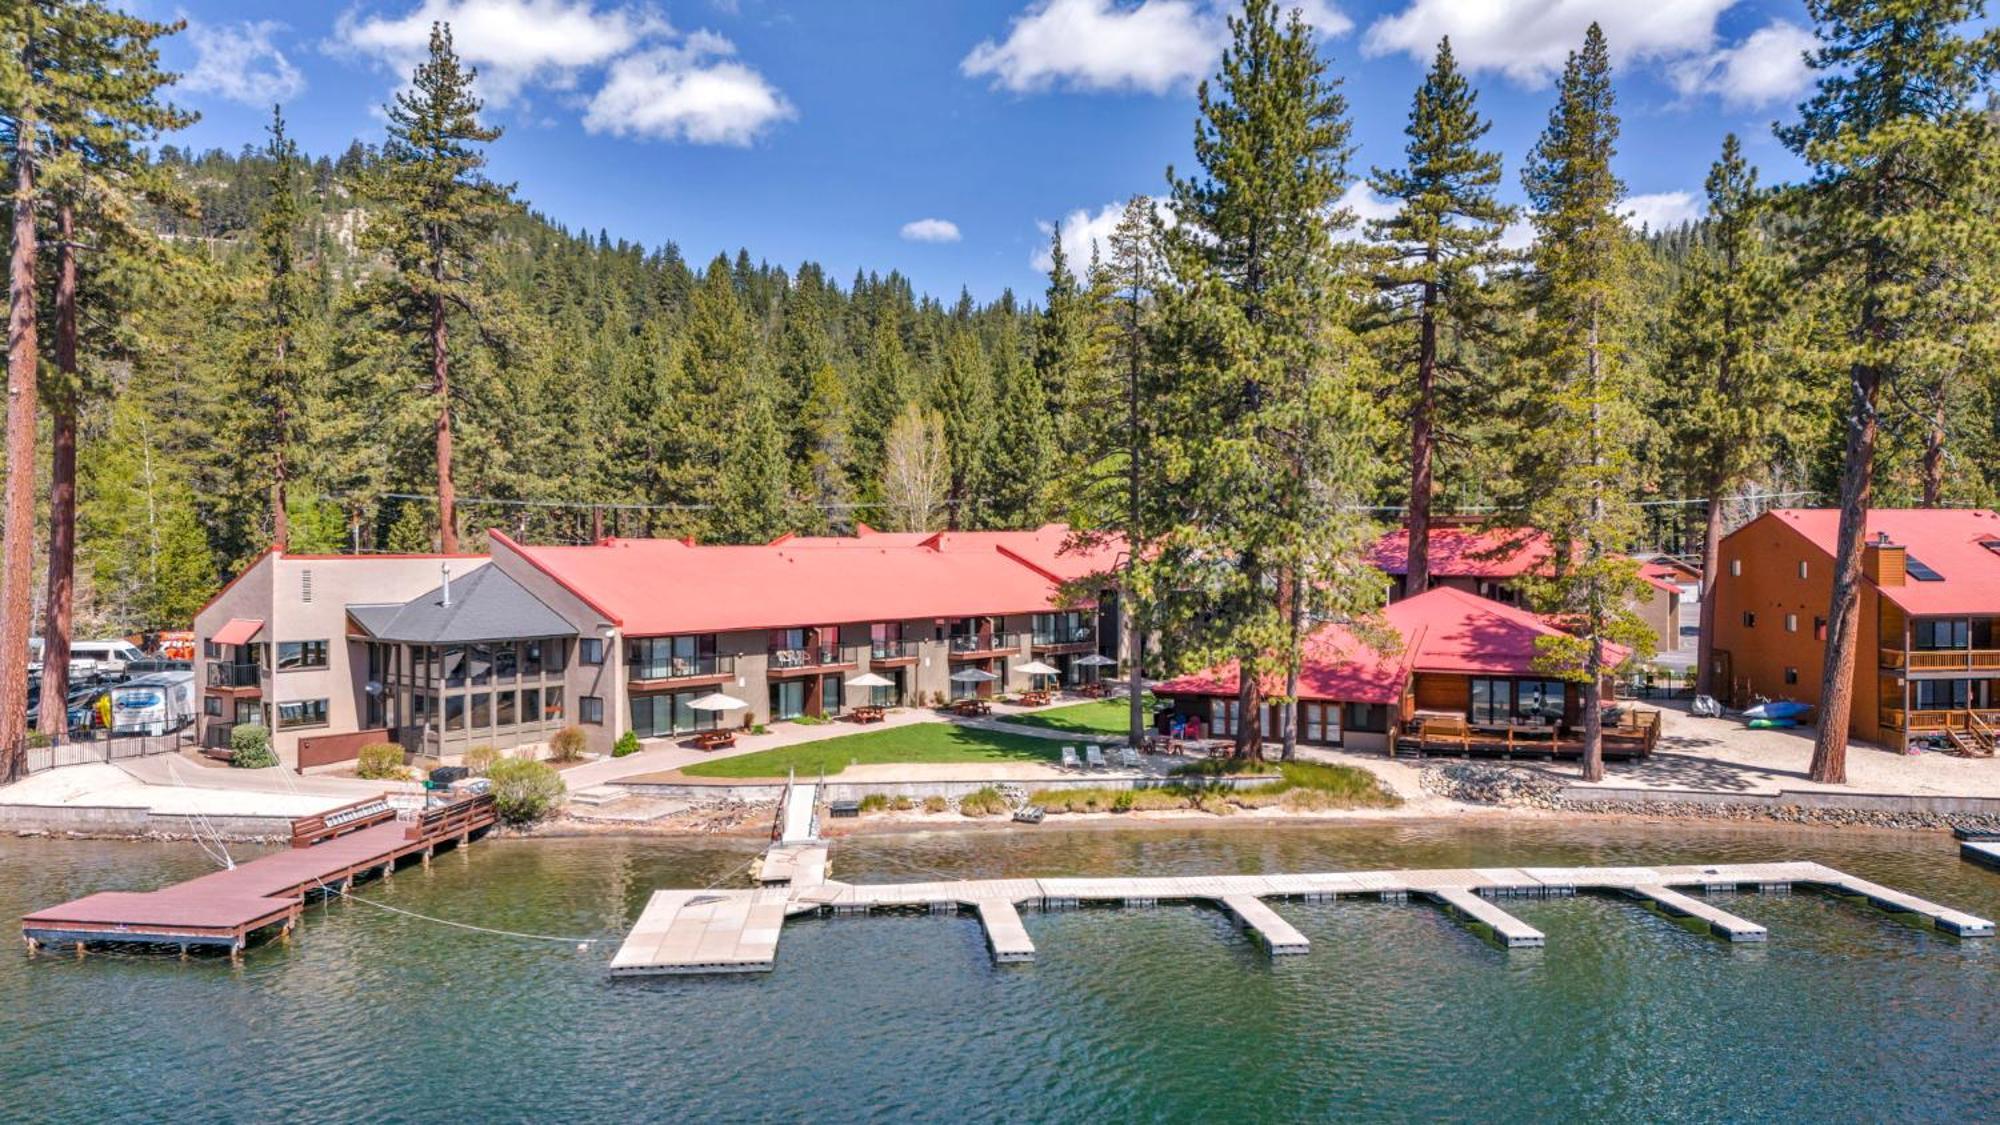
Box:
[771,680,806,721]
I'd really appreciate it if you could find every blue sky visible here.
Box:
[144,0,1822,302]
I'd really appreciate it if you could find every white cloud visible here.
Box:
[1031,197,1173,272]
[1337,181,1399,225]
[182,20,308,106]
[583,32,793,145]
[900,218,963,243]
[334,0,663,105]
[1667,19,1814,108]
[964,0,1351,95]
[1623,190,1702,231]
[1362,0,1735,87]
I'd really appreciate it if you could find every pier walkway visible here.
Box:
[20,793,496,955]
[608,858,1992,976]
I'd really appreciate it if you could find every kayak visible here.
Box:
[1743,700,1812,721]
[1747,718,1799,730]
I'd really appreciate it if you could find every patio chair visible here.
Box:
[1119,746,1140,769]
[1086,745,1107,770]
[1060,745,1080,771]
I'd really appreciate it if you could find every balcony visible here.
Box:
[628,653,735,686]
[1880,707,2000,733]
[205,662,261,691]
[768,645,861,675]
[948,633,1024,659]
[1892,648,2000,673]
[1031,624,1098,653]
[868,639,920,663]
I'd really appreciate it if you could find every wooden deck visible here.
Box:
[608,857,1992,975]
[20,794,496,954]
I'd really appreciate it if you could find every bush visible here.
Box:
[891,795,914,811]
[229,724,276,769]
[859,793,891,814]
[355,742,406,780]
[549,725,588,763]
[25,730,51,749]
[794,714,829,726]
[611,730,640,758]
[922,795,948,814]
[462,744,501,775]
[486,758,566,826]
[750,724,767,735]
[958,786,1008,817]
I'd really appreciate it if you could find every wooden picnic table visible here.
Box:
[1079,681,1107,698]
[693,729,736,751]
[1019,690,1051,707]
[852,705,886,724]
[950,699,992,717]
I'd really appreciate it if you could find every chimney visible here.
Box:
[1862,531,1905,587]
[441,562,452,606]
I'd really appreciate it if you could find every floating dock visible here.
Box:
[20,794,496,955]
[607,857,1993,976]
[1961,839,2000,872]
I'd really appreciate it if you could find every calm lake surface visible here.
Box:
[5,819,2000,1122]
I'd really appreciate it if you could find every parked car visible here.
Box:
[69,639,148,680]
[122,656,193,677]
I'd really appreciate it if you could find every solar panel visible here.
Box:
[1904,554,1945,581]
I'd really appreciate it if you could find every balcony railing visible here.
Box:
[1880,707,2000,732]
[869,639,920,661]
[768,645,860,671]
[1032,623,1097,648]
[1901,648,2000,672]
[948,632,1024,656]
[629,653,735,682]
[205,662,261,688]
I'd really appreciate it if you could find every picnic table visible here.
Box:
[949,699,992,717]
[852,705,886,724]
[1019,689,1051,707]
[1079,681,1107,698]
[693,729,736,751]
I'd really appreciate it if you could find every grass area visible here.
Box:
[1000,696,1154,736]
[679,722,1060,779]
[1032,760,1400,816]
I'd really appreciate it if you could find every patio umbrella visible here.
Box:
[1074,654,1116,666]
[687,692,749,712]
[1014,660,1060,677]
[844,672,895,688]
[949,668,999,684]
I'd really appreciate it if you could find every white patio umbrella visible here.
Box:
[687,692,749,712]
[948,668,999,683]
[844,672,895,688]
[1074,654,1116,666]
[1014,659,1061,692]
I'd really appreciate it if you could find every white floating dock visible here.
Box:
[1629,884,1767,942]
[1220,895,1310,955]
[1427,887,1545,948]
[976,899,1036,963]
[1962,840,2000,872]
[609,857,1991,975]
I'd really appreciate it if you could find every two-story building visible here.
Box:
[1708,508,2000,752]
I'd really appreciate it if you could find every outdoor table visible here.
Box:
[693,730,736,751]
[852,706,886,724]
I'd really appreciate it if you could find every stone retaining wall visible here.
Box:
[612,773,1283,804]
[0,803,294,842]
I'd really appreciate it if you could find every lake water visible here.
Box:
[5,819,2000,1122]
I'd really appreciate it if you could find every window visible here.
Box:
[544,688,564,722]
[1730,559,1742,577]
[581,695,604,724]
[1905,555,1945,582]
[468,643,494,684]
[470,692,491,729]
[1784,667,1799,685]
[1301,702,1341,744]
[1472,679,1566,725]
[413,693,432,721]
[1814,616,1827,641]
[1345,702,1388,733]
[523,641,543,677]
[1210,698,1240,737]
[496,690,517,727]
[276,698,329,729]
[1742,612,1756,628]
[545,639,567,673]
[203,639,220,660]
[275,640,329,670]
[1915,679,1971,710]
[445,695,465,731]
[441,645,468,686]
[771,679,807,721]
[493,643,518,680]
[521,687,540,725]
[204,695,222,717]
[1797,560,1809,579]
[1785,614,1799,633]
[581,638,604,665]
[1916,619,1970,650]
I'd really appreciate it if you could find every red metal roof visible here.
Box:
[1155,587,1630,703]
[781,523,1123,584]
[500,533,1083,635]
[212,618,264,645]
[1762,508,2000,616]
[1368,527,1553,579]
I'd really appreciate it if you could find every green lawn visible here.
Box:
[999,697,1154,737]
[679,722,1062,779]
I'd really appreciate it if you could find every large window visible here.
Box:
[1471,679,1567,726]
[1301,701,1341,745]
[544,688,564,722]
[1211,698,1239,737]
[468,643,494,685]
[1915,619,1971,650]
[630,691,718,738]
[277,698,329,729]
[580,638,604,665]
[1032,612,1092,645]
[771,679,808,721]
[1915,679,1971,710]
[630,634,720,679]
[470,692,491,729]
[445,695,465,732]
[580,695,604,724]
[276,640,329,671]
[493,643,518,680]
[522,641,543,677]
[496,689,517,727]
[442,646,468,686]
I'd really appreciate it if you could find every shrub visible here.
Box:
[922,795,949,814]
[229,724,276,769]
[891,795,914,811]
[25,730,51,749]
[750,724,767,735]
[794,714,829,726]
[462,744,501,775]
[957,786,1008,817]
[486,758,566,827]
[611,730,640,758]
[549,725,588,763]
[355,742,406,780]
[858,793,891,814]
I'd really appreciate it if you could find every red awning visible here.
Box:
[212,618,264,646]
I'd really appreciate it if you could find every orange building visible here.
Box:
[1707,508,2000,751]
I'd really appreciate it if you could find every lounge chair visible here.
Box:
[1118,746,1140,769]
[1061,745,1080,771]
[1086,746,1107,770]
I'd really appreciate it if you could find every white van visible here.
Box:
[108,671,196,736]
[70,639,148,678]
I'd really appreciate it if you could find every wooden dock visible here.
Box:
[20,794,496,955]
[608,858,1994,976]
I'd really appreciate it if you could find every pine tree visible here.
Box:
[1364,37,1515,596]
[1512,23,1655,781]
[1148,0,1382,759]
[78,396,215,632]
[714,381,792,542]
[797,362,854,531]
[1033,226,1104,465]
[932,328,993,526]
[356,23,514,554]
[985,327,1055,527]
[245,106,313,551]
[1660,135,1791,698]
[1778,0,2000,783]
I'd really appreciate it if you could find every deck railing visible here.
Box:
[628,653,734,682]
[948,632,1024,656]
[1881,708,2000,733]
[768,645,860,671]
[205,662,261,688]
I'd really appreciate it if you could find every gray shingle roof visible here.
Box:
[348,566,575,644]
